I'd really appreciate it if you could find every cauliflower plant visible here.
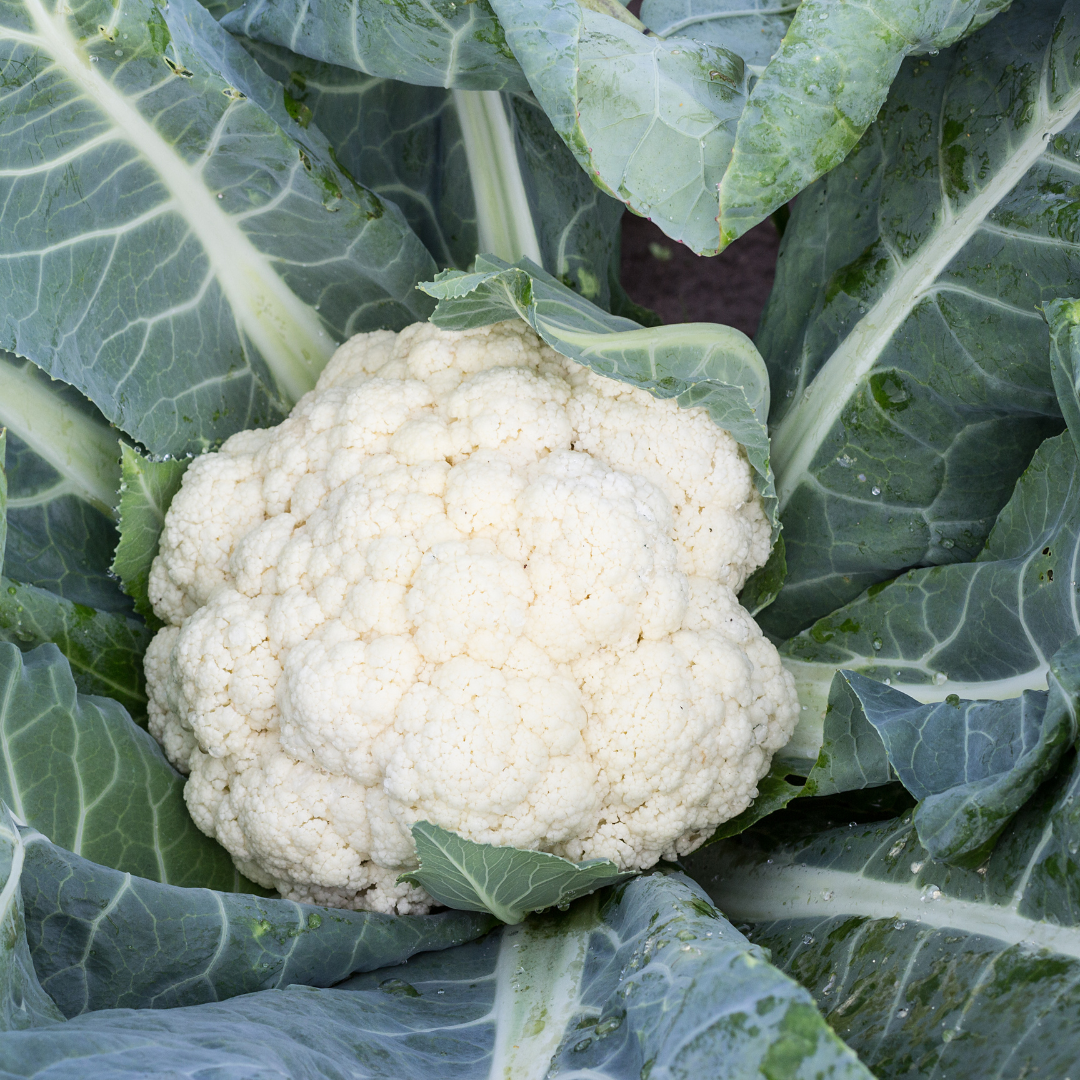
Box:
[145,319,798,913]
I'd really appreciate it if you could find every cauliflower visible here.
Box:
[145,319,798,914]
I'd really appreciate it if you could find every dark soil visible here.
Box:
[619,210,781,340]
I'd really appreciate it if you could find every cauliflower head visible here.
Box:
[145,319,798,914]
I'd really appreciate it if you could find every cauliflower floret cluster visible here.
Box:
[145,319,798,914]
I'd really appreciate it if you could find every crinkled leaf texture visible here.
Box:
[0,641,252,891]
[421,255,778,538]
[19,825,493,1017]
[400,821,634,924]
[687,747,1080,1080]
[110,446,187,629]
[0,870,871,1080]
[762,0,1080,640]
[717,0,1011,245]
[0,0,436,458]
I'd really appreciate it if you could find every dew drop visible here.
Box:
[894,920,907,931]
[857,473,867,482]
[910,861,924,874]
[114,48,122,55]
[871,486,881,496]
[820,889,834,901]
[942,538,955,549]
[897,1008,909,1018]
[216,192,224,199]
[802,934,816,945]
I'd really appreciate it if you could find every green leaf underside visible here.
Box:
[401,821,634,924]
[421,256,778,535]
[688,748,1080,1080]
[222,0,528,91]
[0,872,871,1079]
[0,642,247,891]
[717,0,1010,246]
[640,0,794,70]
[0,0,435,457]
[490,0,748,255]
[0,579,151,722]
[761,1,1080,640]
[20,826,494,1017]
[110,446,187,627]
[780,429,1080,762]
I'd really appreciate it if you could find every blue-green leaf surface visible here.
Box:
[0,642,248,891]
[20,826,493,1017]
[0,0,436,457]
[843,635,1080,865]
[761,2,1080,639]
[717,0,1011,245]
[0,354,125,613]
[781,430,1080,764]
[0,580,151,722]
[238,40,627,309]
[422,255,778,530]
[0,873,871,1079]
[400,821,634,924]
[0,813,62,1031]
[688,750,1080,1080]
[222,0,528,91]
[641,0,794,70]
[490,0,748,255]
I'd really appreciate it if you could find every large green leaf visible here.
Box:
[400,821,634,924]
[717,0,1011,245]
[222,0,528,91]
[20,825,493,1017]
[0,813,62,1030]
[0,0,436,458]
[421,255,778,530]
[238,39,627,309]
[844,637,1080,866]
[0,641,250,891]
[761,1,1080,639]
[489,0,749,255]
[688,750,1080,1080]
[640,0,794,70]
[781,430,1080,762]
[0,873,871,1079]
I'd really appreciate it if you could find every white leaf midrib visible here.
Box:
[712,859,1080,959]
[12,0,334,405]
[770,56,1080,507]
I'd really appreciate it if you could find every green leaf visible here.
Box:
[0,641,250,891]
[641,0,795,70]
[843,636,1080,867]
[761,2,1080,638]
[489,0,749,255]
[0,811,62,1030]
[20,825,493,1016]
[222,0,529,91]
[399,821,634,924]
[238,39,627,308]
[738,532,785,616]
[704,767,804,843]
[421,255,778,531]
[0,430,6,575]
[0,353,128,613]
[717,0,1010,245]
[0,873,871,1079]
[687,750,1080,1080]
[781,430,1080,765]
[110,446,187,628]
[0,0,436,458]
[0,580,151,723]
